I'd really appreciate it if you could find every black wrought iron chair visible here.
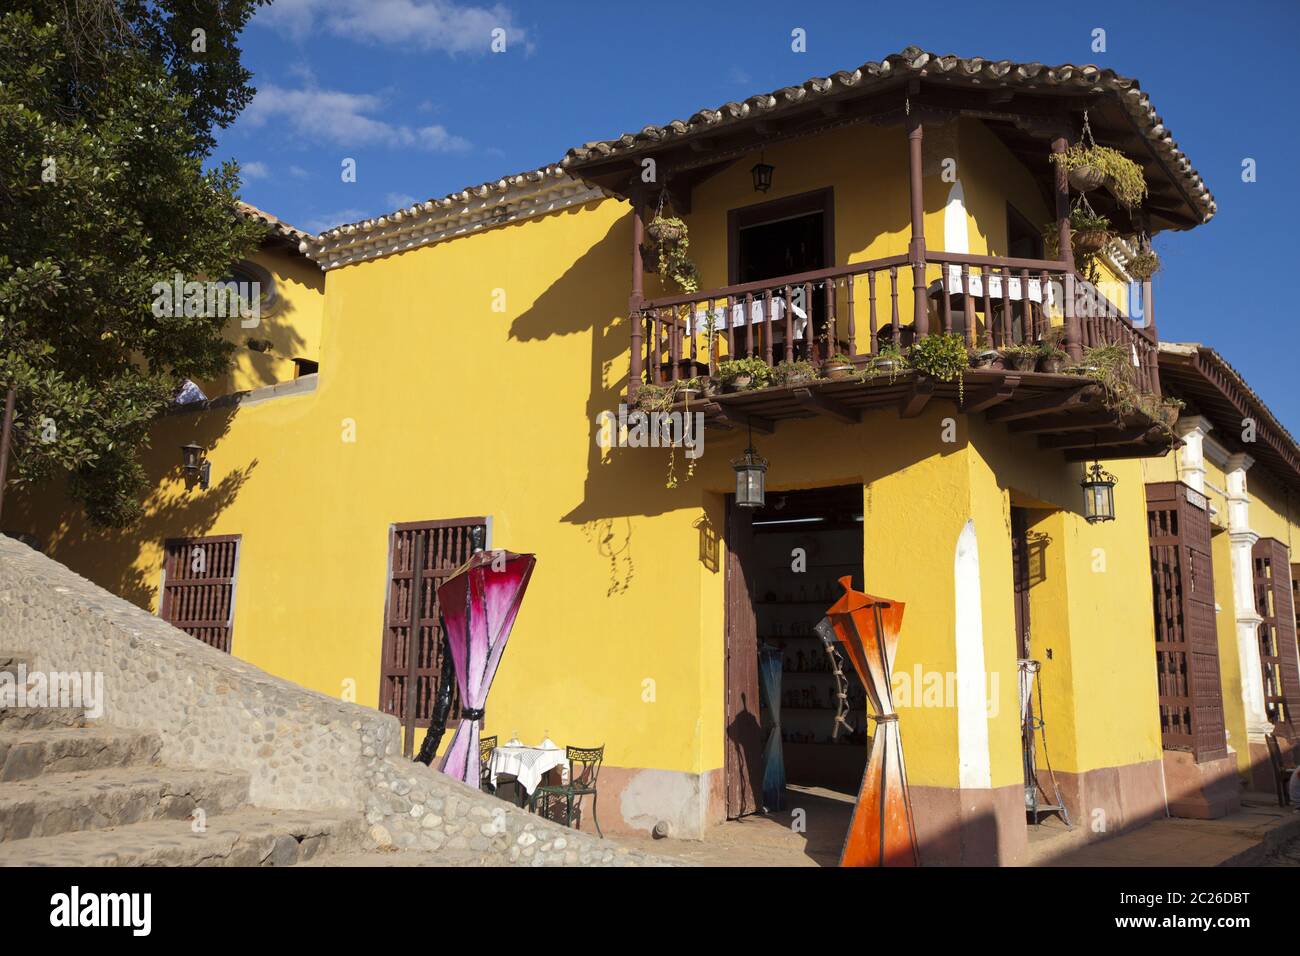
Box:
[1265,733,1297,807]
[529,745,604,838]
[479,735,498,794]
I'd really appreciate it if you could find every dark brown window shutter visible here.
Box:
[1253,539,1300,730]
[379,519,485,748]
[159,535,241,653]
[1146,482,1227,762]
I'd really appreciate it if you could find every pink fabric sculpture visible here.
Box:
[435,549,536,786]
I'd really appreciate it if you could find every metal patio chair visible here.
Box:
[478,735,498,794]
[529,744,604,838]
[1265,733,1297,808]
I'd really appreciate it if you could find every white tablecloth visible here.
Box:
[686,299,808,339]
[488,743,568,795]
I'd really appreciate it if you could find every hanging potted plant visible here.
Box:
[1049,112,1148,209]
[821,352,856,380]
[864,342,907,384]
[675,377,705,404]
[1127,248,1161,281]
[1070,202,1112,257]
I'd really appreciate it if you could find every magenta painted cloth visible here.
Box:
[436,549,536,787]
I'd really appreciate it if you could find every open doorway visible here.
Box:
[728,188,835,360]
[724,483,867,828]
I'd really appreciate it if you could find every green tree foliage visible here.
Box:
[0,0,267,526]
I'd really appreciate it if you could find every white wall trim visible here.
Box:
[954,519,992,790]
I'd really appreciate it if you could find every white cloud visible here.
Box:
[385,193,418,209]
[302,208,371,234]
[243,83,471,153]
[241,161,270,179]
[289,165,310,179]
[257,0,528,54]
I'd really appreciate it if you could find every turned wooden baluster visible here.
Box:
[940,265,952,336]
[1000,266,1012,345]
[803,281,814,362]
[865,270,876,356]
[960,264,973,348]
[981,267,993,347]
[763,290,774,367]
[784,285,794,362]
[889,266,900,344]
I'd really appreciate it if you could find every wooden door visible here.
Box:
[1253,539,1300,730]
[160,535,241,653]
[1010,507,1033,659]
[1146,482,1227,761]
[724,495,763,818]
[380,519,485,755]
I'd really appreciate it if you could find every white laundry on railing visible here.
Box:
[686,296,807,339]
[936,265,1058,307]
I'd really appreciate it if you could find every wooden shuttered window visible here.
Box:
[1146,483,1227,762]
[159,535,241,653]
[380,518,485,752]
[1253,539,1300,729]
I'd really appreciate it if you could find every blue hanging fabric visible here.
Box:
[758,643,786,811]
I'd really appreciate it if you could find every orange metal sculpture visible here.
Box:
[822,577,920,867]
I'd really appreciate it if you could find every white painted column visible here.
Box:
[1174,416,1213,493]
[1223,452,1271,737]
[954,519,992,790]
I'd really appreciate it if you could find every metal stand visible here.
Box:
[1018,659,1070,826]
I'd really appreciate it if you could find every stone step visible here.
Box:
[0,727,162,781]
[0,766,250,842]
[0,708,89,731]
[0,808,363,867]
[297,846,506,867]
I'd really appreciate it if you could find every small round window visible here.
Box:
[220,259,281,318]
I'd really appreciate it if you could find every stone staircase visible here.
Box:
[0,650,364,866]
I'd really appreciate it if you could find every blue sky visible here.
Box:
[218,0,1300,428]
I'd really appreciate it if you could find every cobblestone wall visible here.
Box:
[0,535,667,866]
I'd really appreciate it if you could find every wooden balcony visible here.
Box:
[630,252,1169,461]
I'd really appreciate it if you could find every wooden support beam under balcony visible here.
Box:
[1038,425,1165,451]
[985,385,1099,423]
[898,379,935,419]
[964,376,1021,414]
[790,387,861,425]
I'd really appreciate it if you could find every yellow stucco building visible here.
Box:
[8,47,1300,864]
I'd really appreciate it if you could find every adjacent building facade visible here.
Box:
[7,48,1299,864]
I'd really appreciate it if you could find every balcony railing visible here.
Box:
[633,251,1159,397]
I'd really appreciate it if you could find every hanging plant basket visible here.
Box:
[1067,165,1107,193]
[646,218,685,245]
[1126,250,1161,281]
[1073,228,1111,256]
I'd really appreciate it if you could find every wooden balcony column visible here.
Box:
[1052,133,1083,362]
[906,109,929,338]
[629,201,645,398]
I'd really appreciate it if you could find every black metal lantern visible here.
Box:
[1080,461,1117,523]
[751,158,775,194]
[732,443,768,509]
[181,443,211,490]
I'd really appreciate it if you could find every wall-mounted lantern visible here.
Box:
[1080,461,1117,523]
[732,442,768,509]
[181,443,211,490]
[751,157,775,194]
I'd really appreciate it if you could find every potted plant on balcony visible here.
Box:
[910,331,970,403]
[632,383,673,413]
[1001,343,1041,373]
[821,352,856,380]
[1069,202,1112,256]
[863,342,907,384]
[773,359,818,387]
[969,332,1001,369]
[717,357,772,392]
[675,377,706,404]
[645,214,700,294]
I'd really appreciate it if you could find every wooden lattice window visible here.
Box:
[1146,483,1227,761]
[1253,539,1300,728]
[380,518,486,753]
[160,535,241,653]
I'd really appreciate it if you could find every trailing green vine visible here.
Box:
[909,332,969,404]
